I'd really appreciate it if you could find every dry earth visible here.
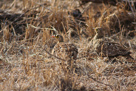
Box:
[0,0,136,91]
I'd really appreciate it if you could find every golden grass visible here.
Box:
[0,0,136,90]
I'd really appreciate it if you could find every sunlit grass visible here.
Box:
[0,0,135,90]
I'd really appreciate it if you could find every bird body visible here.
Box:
[90,27,132,57]
[52,42,78,61]
[44,37,58,52]
[51,34,78,73]
[51,34,78,61]
[92,38,130,57]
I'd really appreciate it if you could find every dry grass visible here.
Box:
[0,0,136,91]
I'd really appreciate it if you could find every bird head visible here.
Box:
[93,27,103,39]
[52,34,64,42]
[94,27,102,34]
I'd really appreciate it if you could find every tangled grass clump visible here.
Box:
[0,0,135,91]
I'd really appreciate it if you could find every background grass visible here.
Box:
[0,0,136,91]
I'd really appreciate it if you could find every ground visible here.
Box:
[0,0,136,91]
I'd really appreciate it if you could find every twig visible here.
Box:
[28,24,53,30]
[43,47,66,62]
[87,74,114,90]
[127,0,135,17]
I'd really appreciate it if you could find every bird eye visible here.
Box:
[95,28,99,31]
[56,35,59,38]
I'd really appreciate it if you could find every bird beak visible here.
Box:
[52,35,55,38]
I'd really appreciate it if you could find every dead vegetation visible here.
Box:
[0,0,136,91]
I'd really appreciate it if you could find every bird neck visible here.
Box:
[58,36,64,42]
[93,33,98,40]
[59,39,63,42]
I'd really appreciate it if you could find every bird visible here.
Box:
[44,37,57,51]
[90,27,133,58]
[44,29,58,52]
[44,34,58,52]
[52,34,78,65]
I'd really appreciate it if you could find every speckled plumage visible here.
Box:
[52,43,78,60]
[91,27,131,57]
[92,39,130,57]
[44,37,58,52]
[52,34,78,61]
